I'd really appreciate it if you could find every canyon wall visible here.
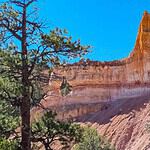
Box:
[32,12,150,150]
[52,11,150,101]
[49,11,150,150]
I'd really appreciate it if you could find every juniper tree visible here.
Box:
[0,0,90,149]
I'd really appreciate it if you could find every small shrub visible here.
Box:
[73,127,115,150]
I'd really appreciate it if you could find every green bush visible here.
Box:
[0,138,19,150]
[31,111,82,150]
[73,127,115,150]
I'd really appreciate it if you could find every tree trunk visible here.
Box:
[20,3,31,150]
[21,86,31,150]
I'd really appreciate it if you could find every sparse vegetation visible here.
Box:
[73,127,115,150]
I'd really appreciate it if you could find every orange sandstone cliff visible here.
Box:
[32,11,150,150]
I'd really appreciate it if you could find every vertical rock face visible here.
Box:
[32,12,150,150]
[47,11,150,150]
[53,11,150,100]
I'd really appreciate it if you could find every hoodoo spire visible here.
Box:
[130,11,150,58]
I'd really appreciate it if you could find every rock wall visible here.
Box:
[32,11,150,150]
[53,11,150,100]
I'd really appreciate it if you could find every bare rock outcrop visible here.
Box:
[54,11,150,88]
[31,11,150,150]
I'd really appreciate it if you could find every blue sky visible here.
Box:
[38,0,150,61]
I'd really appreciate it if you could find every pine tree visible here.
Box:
[0,0,90,149]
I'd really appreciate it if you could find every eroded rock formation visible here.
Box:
[51,11,150,100]
[32,11,150,150]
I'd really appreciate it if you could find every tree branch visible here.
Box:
[0,18,22,41]
[26,0,36,7]
[10,0,25,7]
